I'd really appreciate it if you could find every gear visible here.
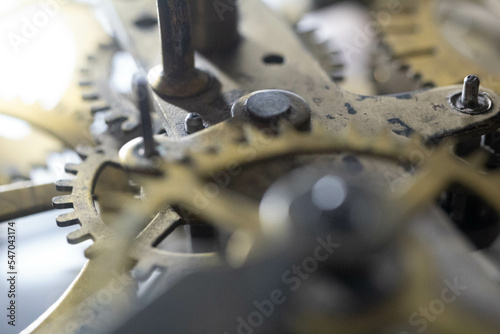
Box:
[374,0,500,93]
[0,2,111,148]
[0,117,65,184]
[297,28,345,83]
[52,145,219,279]
[78,39,165,149]
[111,120,500,261]
[54,120,500,275]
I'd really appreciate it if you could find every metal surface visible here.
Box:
[3,0,500,333]
[109,0,500,141]
[0,182,63,222]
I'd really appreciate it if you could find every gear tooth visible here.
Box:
[52,195,74,209]
[94,146,106,154]
[56,211,79,227]
[82,93,100,101]
[64,163,80,175]
[67,228,91,244]
[121,118,140,132]
[104,110,124,123]
[55,179,74,191]
[76,144,93,158]
[78,80,93,87]
[91,104,111,114]
[330,71,344,81]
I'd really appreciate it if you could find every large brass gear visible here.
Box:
[44,119,496,334]
[53,117,500,269]
[51,119,418,284]
[375,0,500,93]
[113,119,500,260]
[110,122,500,334]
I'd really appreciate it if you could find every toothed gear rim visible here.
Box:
[116,121,500,253]
[53,146,219,279]
[377,0,500,93]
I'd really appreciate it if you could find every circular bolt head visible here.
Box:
[246,91,292,122]
[185,112,205,134]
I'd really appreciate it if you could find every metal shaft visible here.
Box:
[149,0,210,98]
[135,75,157,158]
[158,0,195,78]
[461,75,480,108]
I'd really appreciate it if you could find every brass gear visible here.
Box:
[114,120,500,258]
[52,145,219,279]
[375,0,500,93]
[0,2,112,183]
[49,120,500,333]
[53,119,421,277]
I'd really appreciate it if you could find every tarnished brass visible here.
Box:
[376,0,500,93]
[0,182,63,222]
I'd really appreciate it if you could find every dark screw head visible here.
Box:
[246,91,292,122]
[185,112,205,134]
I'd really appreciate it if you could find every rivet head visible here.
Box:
[246,91,292,122]
[185,112,205,134]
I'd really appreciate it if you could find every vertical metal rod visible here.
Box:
[135,75,157,158]
[461,75,480,108]
[158,0,195,78]
[149,0,210,98]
